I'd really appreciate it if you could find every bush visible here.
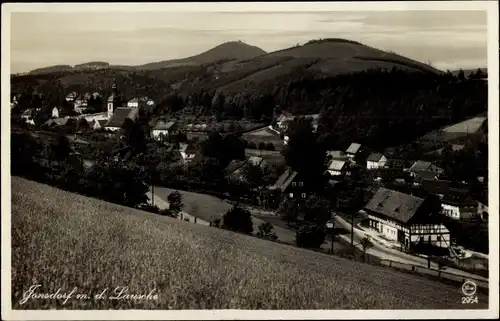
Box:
[138,204,160,214]
[256,222,278,241]
[167,191,183,217]
[222,205,253,234]
[295,224,326,249]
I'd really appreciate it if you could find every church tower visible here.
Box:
[107,79,119,119]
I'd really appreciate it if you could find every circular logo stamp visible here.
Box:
[462,280,477,296]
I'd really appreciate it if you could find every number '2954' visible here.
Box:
[462,296,478,304]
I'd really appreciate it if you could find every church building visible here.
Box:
[104,81,140,132]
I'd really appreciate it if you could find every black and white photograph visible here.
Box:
[2,1,498,319]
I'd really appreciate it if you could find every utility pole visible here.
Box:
[351,211,354,247]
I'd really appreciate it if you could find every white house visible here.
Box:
[179,143,197,163]
[152,121,177,140]
[127,98,139,108]
[366,153,387,170]
[346,143,361,161]
[21,109,35,125]
[441,188,477,220]
[66,92,77,102]
[283,135,290,145]
[327,159,349,176]
[74,97,88,114]
[275,112,295,132]
[52,107,59,118]
[364,187,451,250]
[477,193,488,221]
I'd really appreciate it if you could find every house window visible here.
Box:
[301,193,306,198]
[437,235,441,241]
[292,182,296,187]
[299,182,303,187]
[289,193,293,198]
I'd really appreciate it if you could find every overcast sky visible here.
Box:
[10,10,487,74]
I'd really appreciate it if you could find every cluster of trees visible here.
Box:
[11,130,151,210]
[213,205,278,242]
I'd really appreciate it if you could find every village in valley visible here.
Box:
[11,73,489,287]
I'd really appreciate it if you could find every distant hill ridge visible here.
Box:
[27,41,267,75]
[25,38,444,76]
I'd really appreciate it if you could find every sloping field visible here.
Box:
[441,116,486,134]
[153,186,296,244]
[11,177,487,309]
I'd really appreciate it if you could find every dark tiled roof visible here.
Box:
[225,159,248,175]
[415,170,440,182]
[270,168,298,192]
[179,143,197,154]
[364,187,425,224]
[104,108,139,128]
[410,160,443,173]
[442,188,475,206]
[421,179,450,196]
[367,153,384,162]
[410,160,432,172]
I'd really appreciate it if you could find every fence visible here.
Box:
[380,259,489,290]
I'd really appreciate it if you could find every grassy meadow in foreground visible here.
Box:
[11,177,487,309]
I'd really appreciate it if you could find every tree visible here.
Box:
[295,223,326,249]
[211,218,222,228]
[51,134,72,165]
[123,118,146,152]
[277,198,301,224]
[282,117,326,191]
[11,131,43,179]
[457,69,465,81]
[243,163,264,189]
[222,205,254,234]
[303,195,332,225]
[77,118,89,132]
[167,191,183,218]
[256,222,278,241]
[201,132,245,167]
[360,237,374,261]
[86,157,150,208]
